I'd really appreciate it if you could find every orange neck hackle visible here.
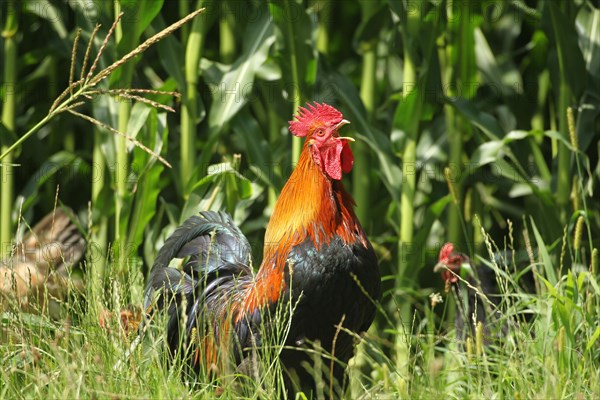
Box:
[239,140,367,316]
[263,141,363,253]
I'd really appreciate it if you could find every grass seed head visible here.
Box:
[567,107,578,150]
[573,216,585,251]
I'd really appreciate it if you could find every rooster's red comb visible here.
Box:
[439,242,455,261]
[288,102,344,137]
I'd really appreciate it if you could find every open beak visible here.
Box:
[433,262,447,273]
[335,120,353,142]
[335,119,350,130]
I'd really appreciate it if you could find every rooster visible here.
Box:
[144,103,381,396]
[434,242,535,345]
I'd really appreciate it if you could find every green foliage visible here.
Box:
[0,0,599,398]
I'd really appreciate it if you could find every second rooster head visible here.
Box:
[434,242,473,290]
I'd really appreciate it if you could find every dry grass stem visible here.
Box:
[573,216,585,251]
[567,107,578,150]
[330,314,346,399]
[42,7,203,155]
[85,89,180,112]
[81,23,101,82]
[111,88,181,99]
[49,79,84,113]
[67,110,171,168]
[57,102,86,114]
[560,225,568,274]
[70,29,82,95]
[86,12,123,83]
[106,93,176,113]
[89,8,206,87]
[442,264,498,310]
[51,186,60,238]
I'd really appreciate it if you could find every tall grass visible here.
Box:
[1,207,598,398]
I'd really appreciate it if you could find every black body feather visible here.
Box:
[144,211,255,363]
[451,250,536,344]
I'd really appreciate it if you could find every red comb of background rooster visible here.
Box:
[439,243,455,262]
[434,242,464,285]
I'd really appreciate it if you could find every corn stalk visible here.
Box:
[354,0,378,226]
[0,0,18,257]
[181,0,207,196]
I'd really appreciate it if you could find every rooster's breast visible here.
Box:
[283,234,380,358]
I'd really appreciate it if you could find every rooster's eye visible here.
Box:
[315,129,324,136]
